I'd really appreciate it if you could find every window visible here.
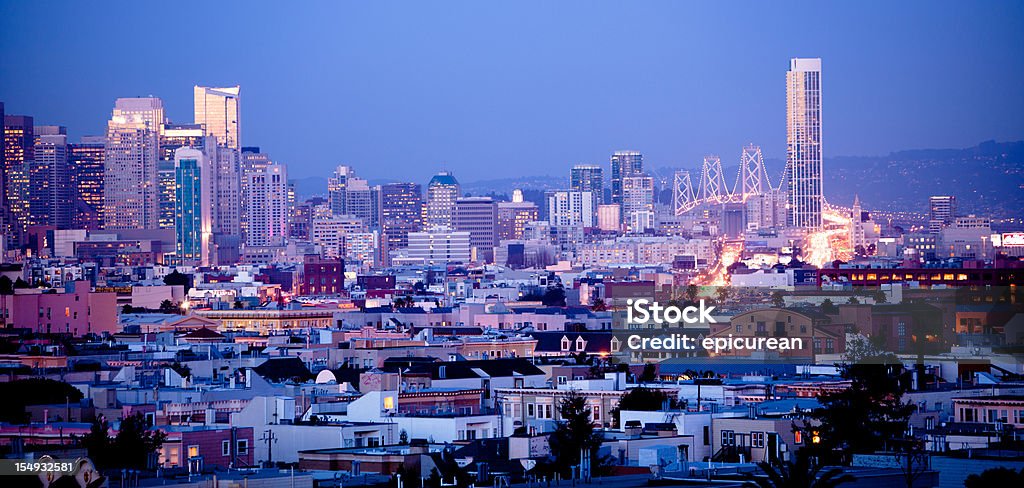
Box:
[222,440,231,456]
[557,376,567,385]
[752,432,765,448]
[527,403,535,417]
[721,430,735,446]
[593,405,601,422]
[188,445,199,458]
[237,439,248,455]
[794,431,803,444]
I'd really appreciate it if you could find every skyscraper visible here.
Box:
[571,164,604,210]
[425,171,461,230]
[173,147,214,266]
[240,147,272,240]
[158,124,211,230]
[928,195,956,234]
[245,161,289,247]
[786,58,823,229]
[497,200,538,241]
[454,197,498,263]
[30,134,73,229]
[103,98,163,230]
[379,182,423,251]
[621,175,654,233]
[546,190,594,227]
[610,151,642,205]
[69,136,105,230]
[3,114,33,245]
[193,85,241,149]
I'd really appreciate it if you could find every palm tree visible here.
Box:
[743,453,854,488]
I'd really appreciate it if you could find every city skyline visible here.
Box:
[1,1,1022,182]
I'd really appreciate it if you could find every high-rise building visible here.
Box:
[546,190,594,227]
[0,102,5,248]
[406,230,471,265]
[425,171,461,230]
[30,134,73,229]
[245,161,289,247]
[497,200,538,241]
[596,204,621,232]
[571,165,604,209]
[328,165,355,216]
[173,147,215,266]
[159,124,212,230]
[103,98,163,230]
[610,151,642,205]
[69,136,106,230]
[928,195,957,234]
[241,147,272,240]
[621,175,654,233]
[786,58,823,229]
[454,197,498,263]
[379,183,423,251]
[193,85,241,149]
[4,114,33,246]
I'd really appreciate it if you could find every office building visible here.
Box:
[610,151,642,205]
[245,161,289,247]
[497,201,538,241]
[621,175,654,233]
[407,230,472,265]
[69,136,105,230]
[929,196,957,234]
[785,58,823,229]
[173,147,214,266]
[597,204,621,232]
[4,114,33,245]
[546,190,594,227]
[379,183,423,251]
[103,98,164,230]
[454,197,498,263]
[425,171,461,230]
[571,164,603,208]
[193,85,241,149]
[30,134,73,229]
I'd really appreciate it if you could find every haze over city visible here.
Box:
[2,0,1023,181]
[1,3,1024,488]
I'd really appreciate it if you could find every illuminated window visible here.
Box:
[188,445,199,458]
[383,396,395,410]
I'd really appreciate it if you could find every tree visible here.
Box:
[0,379,85,423]
[820,298,838,315]
[639,363,657,383]
[82,413,166,470]
[542,283,567,307]
[158,300,178,314]
[121,304,134,314]
[715,286,731,305]
[796,344,913,465]
[548,390,608,479]
[872,290,887,304]
[399,429,409,445]
[163,270,191,293]
[0,275,13,295]
[847,296,860,305]
[13,277,30,289]
[743,451,855,488]
[684,284,699,304]
[612,387,669,426]
[965,467,1024,488]
[771,291,786,308]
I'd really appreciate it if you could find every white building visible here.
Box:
[245,161,289,247]
[786,58,824,229]
[407,230,471,265]
[547,190,594,227]
[104,97,163,229]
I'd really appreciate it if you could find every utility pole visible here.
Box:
[260,429,278,467]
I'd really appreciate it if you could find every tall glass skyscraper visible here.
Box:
[103,98,163,230]
[610,151,642,205]
[174,147,214,266]
[570,164,603,209]
[193,86,241,149]
[786,58,823,229]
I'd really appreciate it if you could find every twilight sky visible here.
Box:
[1,1,1022,182]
